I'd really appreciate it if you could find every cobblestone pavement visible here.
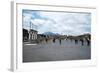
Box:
[23,39,91,62]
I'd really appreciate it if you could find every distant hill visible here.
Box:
[43,32,60,35]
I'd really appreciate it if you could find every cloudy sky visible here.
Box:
[22,9,91,35]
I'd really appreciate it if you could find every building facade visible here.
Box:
[29,29,38,41]
[23,29,29,42]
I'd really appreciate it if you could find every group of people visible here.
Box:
[73,38,90,46]
[44,37,90,46]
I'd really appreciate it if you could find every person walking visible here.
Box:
[59,39,62,45]
[53,38,56,43]
[80,39,84,46]
[75,39,78,44]
[86,38,90,46]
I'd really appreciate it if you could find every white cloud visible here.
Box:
[23,10,91,35]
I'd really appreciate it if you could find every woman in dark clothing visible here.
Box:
[53,38,56,43]
[86,38,90,46]
[75,39,78,44]
[59,39,62,45]
[80,39,84,46]
[45,38,48,43]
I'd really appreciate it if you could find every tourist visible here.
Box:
[53,38,56,43]
[80,39,84,46]
[75,39,78,44]
[59,39,62,45]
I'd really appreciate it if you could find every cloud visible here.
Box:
[22,10,91,35]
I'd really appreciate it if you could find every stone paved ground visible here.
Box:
[23,39,91,62]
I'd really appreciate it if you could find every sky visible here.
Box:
[22,9,91,35]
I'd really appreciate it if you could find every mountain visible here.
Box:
[43,32,60,35]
